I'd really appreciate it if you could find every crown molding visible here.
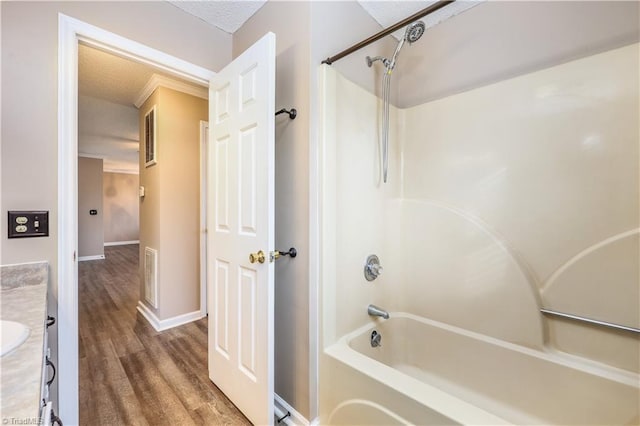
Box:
[80,153,139,174]
[134,73,208,108]
[103,168,139,175]
[78,152,105,159]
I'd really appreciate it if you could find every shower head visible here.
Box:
[388,20,425,71]
[405,21,425,44]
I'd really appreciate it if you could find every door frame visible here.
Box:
[58,14,214,423]
[199,120,209,316]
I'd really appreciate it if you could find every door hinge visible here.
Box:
[73,251,76,262]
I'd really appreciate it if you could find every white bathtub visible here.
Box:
[324,312,639,425]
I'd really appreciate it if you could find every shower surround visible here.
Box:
[318,43,639,424]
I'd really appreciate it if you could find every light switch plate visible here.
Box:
[8,211,49,238]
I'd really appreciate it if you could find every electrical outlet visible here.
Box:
[8,211,49,238]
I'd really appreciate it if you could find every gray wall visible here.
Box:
[77,157,104,258]
[233,1,393,419]
[103,172,139,243]
[138,87,207,320]
[309,1,398,100]
[393,1,640,107]
[234,1,312,417]
[1,1,231,412]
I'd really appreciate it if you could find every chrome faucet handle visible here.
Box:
[364,255,382,281]
[369,263,383,276]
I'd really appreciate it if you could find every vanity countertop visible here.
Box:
[0,262,48,423]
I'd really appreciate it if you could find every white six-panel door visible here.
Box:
[207,33,276,425]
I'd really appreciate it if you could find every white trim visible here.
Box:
[103,168,139,175]
[136,302,161,330]
[134,73,209,108]
[74,24,214,85]
[0,3,2,264]
[136,302,205,332]
[78,254,105,262]
[199,121,209,317]
[58,15,80,424]
[274,394,311,426]
[58,13,215,424]
[83,155,140,175]
[104,240,139,246]
[307,63,324,421]
[77,152,105,159]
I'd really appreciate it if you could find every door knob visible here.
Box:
[249,250,266,264]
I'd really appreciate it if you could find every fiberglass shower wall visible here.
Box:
[321,42,639,372]
[319,63,404,344]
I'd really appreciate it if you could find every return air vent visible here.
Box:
[144,247,158,308]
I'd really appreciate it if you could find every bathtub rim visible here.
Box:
[325,311,639,425]
[325,333,510,425]
[326,398,413,425]
[340,311,639,387]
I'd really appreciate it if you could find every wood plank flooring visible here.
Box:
[79,244,251,425]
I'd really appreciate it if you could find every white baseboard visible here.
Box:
[78,254,105,261]
[274,394,311,426]
[136,301,204,332]
[104,240,139,246]
[137,302,162,330]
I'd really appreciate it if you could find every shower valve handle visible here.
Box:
[364,255,383,281]
[369,264,383,277]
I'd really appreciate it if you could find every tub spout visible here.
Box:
[368,304,389,319]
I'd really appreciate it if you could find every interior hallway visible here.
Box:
[79,244,251,425]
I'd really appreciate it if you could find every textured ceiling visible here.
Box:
[165,1,478,38]
[78,44,206,173]
[78,44,200,107]
[78,44,155,106]
[78,45,147,172]
[358,0,483,40]
[167,0,267,33]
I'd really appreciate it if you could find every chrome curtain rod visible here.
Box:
[540,309,640,334]
[321,0,456,65]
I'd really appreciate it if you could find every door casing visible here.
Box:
[58,14,214,423]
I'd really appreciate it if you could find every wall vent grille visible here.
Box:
[144,246,158,308]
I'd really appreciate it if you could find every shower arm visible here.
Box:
[321,0,455,65]
[366,56,389,68]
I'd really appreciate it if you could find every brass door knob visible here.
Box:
[249,250,265,264]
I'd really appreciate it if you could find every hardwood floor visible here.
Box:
[79,244,251,425]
